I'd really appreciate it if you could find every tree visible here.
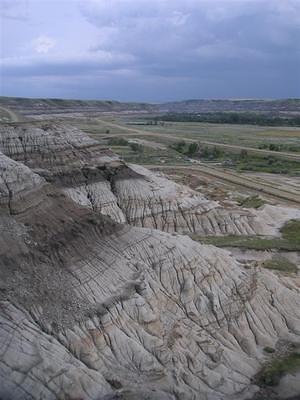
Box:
[187,142,198,155]
[173,141,186,153]
[212,146,222,158]
[240,149,248,159]
[130,142,143,153]
[269,143,280,151]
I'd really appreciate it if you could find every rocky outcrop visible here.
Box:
[0,123,116,167]
[0,122,300,399]
[0,151,46,214]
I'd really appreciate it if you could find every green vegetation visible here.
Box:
[281,219,300,242]
[235,155,300,175]
[107,137,128,146]
[172,140,186,153]
[258,143,300,153]
[129,142,144,153]
[191,144,223,160]
[222,149,300,175]
[238,195,265,209]
[107,140,188,165]
[194,235,298,251]
[256,352,300,386]
[124,115,300,157]
[170,141,300,175]
[171,140,199,156]
[263,347,275,354]
[171,141,223,159]
[154,112,300,127]
[258,143,300,152]
[193,220,300,252]
[261,258,298,273]
[187,142,198,155]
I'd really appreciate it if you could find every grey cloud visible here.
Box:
[81,0,300,79]
[1,0,299,100]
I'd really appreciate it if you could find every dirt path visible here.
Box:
[96,118,300,162]
[143,163,300,207]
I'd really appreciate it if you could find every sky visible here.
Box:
[0,0,299,102]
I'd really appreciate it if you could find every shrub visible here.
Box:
[264,347,275,354]
[108,137,128,146]
[129,142,143,152]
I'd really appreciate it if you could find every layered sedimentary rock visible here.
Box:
[0,123,126,223]
[110,163,300,235]
[0,123,300,400]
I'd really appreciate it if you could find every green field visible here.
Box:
[116,117,300,150]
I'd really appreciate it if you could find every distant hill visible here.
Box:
[0,96,299,117]
[159,98,300,114]
[0,97,156,116]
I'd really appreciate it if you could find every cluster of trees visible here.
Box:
[258,143,282,151]
[107,138,144,153]
[172,140,198,156]
[258,143,300,152]
[145,120,165,126]
[154,112,300,127]
[171,140,300,174]
[172,141,223,158]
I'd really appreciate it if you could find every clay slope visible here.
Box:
[110,163,300,235]
[0,123,300,400]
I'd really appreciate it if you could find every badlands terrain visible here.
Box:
[0,99,300,400]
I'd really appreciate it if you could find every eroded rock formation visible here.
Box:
[0,123,300,400]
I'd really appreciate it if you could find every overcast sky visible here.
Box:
[0,0,299,101]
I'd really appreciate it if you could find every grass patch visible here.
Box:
[114,115,300,158]
[256,352,300,386]
[281,219,300,242]
[238,195,265,209]
[261,258,298,273]
[192,219,300,251]
[235,155,300,175]
[193,235,295,250]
